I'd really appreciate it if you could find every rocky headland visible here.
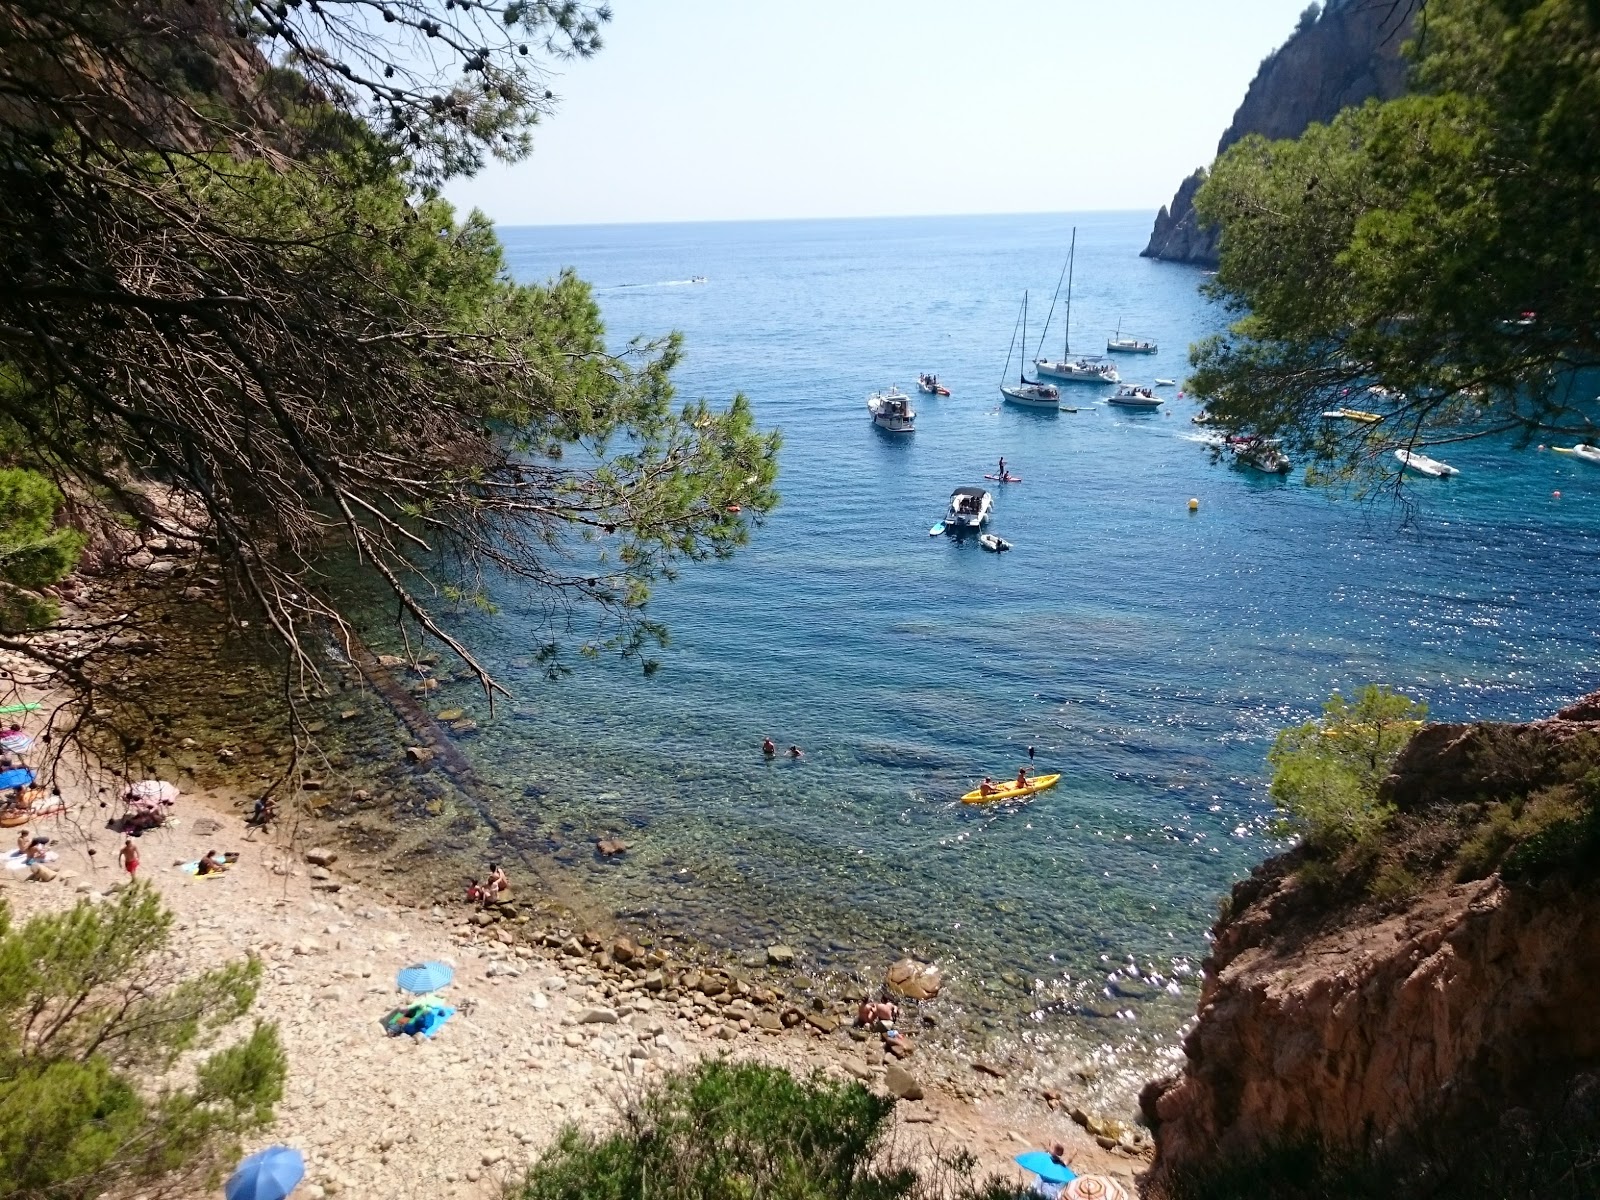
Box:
[1143,0,1414,266]
[1141,691,1600,1193]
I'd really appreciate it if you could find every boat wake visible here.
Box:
[597,277,708,292]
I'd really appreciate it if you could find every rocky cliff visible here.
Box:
[1142,691,1600,1186]
[1142,0,1414,266]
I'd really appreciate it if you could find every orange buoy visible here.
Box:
[1187,498,1200,512]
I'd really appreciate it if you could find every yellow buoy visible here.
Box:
[1187,498,1200,512]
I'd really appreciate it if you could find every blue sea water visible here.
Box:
[443,211,1599,1102]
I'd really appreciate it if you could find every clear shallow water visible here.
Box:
[428,212,1600,1099]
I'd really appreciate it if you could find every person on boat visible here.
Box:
[998,457,1006,479]
[1016,767,1030,789]
[978,777,998,797]
[788,745,803,759]
[761,736,776,758]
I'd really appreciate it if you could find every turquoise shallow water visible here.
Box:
[428,211,1600,1099]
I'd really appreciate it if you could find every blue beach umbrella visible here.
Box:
[1016,1151,1077,1185]
[225,1145,304,1200]
[0,767,34,791]
[396,961,454,993]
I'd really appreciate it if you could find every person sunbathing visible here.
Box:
[195,849,228,876]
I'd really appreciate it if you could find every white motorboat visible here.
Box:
[1227,435,1291,474]
[916,373,951,396]
[1555,443,1600,465]
[978,533,1012,553]
[1033,228,1121,386]
[1107,323,1158,354]
[944,486,993,533]
[1000,291,1060,410]
[1155,378,1177,386]
[1395,448,1459,477]
[1107,384,1163,408]
[867,387,916,433]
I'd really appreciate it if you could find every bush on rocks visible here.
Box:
[508,1059,1015,1200]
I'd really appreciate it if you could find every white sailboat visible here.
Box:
[1034,228,1120,386]
[1000,291,1061,409]
[1107,321,1158,354]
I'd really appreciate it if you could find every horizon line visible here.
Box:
[476,206,1161,231]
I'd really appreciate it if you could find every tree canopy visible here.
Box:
[0,0,779,697]
[1189,0,1600,472]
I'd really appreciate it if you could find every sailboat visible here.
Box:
[1034,228,1120,385]
[1000,291,1061,409]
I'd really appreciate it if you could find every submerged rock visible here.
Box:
[885,958,942,1001]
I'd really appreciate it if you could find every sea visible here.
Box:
[430,210,1600,1107]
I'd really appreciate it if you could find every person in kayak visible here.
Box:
[1015,767,1030,789]
[978,777,998,797]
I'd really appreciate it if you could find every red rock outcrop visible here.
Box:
[1142,690,1600,1176]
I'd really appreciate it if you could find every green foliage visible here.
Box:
[1457,764,1600,882]
[1189,0,1600,468]
[509,1059,1014,1200]
[1268,686,1425,855]
[0,468,84,634]
[0,883,286,1199]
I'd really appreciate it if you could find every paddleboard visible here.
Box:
[983,474,1023,483]
[928,522,946,536]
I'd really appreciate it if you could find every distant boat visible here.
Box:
[1000,292,1062,409]
[1107,321,1158,354]
[866,387,916,433]
[917,373,951,396]
[1107,384,1163,409]
[689,275,708,284]
[1034,229,1120,386]
[1227,435,1291,474]
[1553,444,1600,465]
[1321,408,1383,424]
[1395,448,1460,477]
[943,486,993,533]
[1154,378,1177,386]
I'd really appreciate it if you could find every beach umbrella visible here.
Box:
[126,779,179,802]
[0,767,34,791]
[0,732,33,752]
[225,1145,304,1200]
[1016,1152,1077,1185]
[1064,1176,1129,1200]
[396,961,454,993]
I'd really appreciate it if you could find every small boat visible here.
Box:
[1107,322,1158,354]
[1321,408,1383,424]
[1107,384,1163,409]
[1000,292,1061,409]
[1034,229,1121,385]
[1227,435,1291,474]
[917,374,951,396]
[689,275,708,284]
[978,533,1012,553]
[943,486,993,533]
[1191,410,1213,426]
[1554,443,1600,465]
[867,387,916,433]
[1154,378,1176,386]
[1395,448,1459,477]
[961,772,1061,805]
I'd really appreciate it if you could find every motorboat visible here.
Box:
[1321,408,1383,424]
[1191,410,1213,425]
[1227,435,1291,474]
[1554,443,1600,465]
[943,486,993,533]
[1000,291,1061,409]
[917,373,951,396]
[866,387,916,433]
[1155,378,1177,386]
[1107,323,1158,354]
[1033,228,1121,385]
[689,275,708,284]
[1107,384,1163,408]
[978,533,1012,553]
[1395,448,1460,477]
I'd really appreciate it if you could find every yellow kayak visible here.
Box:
[961,773,1061,805]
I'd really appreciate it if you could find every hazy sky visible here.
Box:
[443,0,1319,226]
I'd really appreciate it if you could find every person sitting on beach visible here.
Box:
[978,777,998,797]
[14,828,29,857]
[485,863,509,898]
[465,879,488,906]
[761,737,776,758]
[24,836,50,865]
[195,849,228,876]
[854,998,898,1029]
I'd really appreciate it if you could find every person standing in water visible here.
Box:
[761,737,776,758]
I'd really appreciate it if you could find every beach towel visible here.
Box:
[380,1002,456,1039]
[4,849,56,871]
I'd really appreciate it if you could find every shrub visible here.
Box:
[0,883,286,1199]
[1267,686,1425,857]
[507,1059,1014,1200]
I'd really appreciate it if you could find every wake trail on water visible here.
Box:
[596,278,707,292]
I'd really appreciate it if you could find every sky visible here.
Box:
[442,0,1320,226]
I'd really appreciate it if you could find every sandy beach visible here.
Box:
[3,765,1143,1199]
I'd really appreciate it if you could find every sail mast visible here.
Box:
[1020,291,1028,384]
[1064,226,1077,359]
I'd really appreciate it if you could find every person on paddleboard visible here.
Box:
[997,456,1006,479]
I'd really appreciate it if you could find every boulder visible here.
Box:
[766,944,796,967]
[885,958,942,1001]
[404,746,434,764]
[597,838,629,857]
[577,1007,620,1025]
[612,936,642,964]
[884,1063,924,1101]
[305,847,339,867]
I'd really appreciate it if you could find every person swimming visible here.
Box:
[761,737,776,757]
[787,745,803,759]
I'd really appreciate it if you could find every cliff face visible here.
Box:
[1142,691,1600,1178]
[1142,0,1414,266]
